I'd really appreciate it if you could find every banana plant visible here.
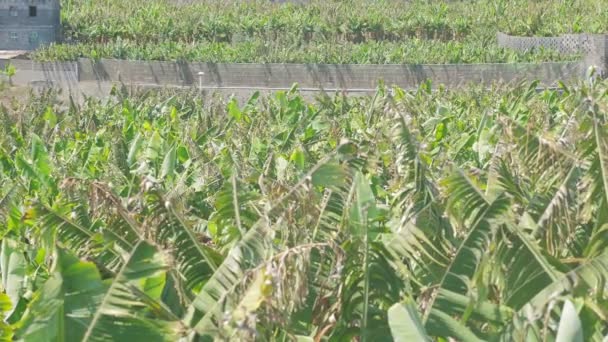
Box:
[0,79,607,341]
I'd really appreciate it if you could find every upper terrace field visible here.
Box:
[34,0,608,63]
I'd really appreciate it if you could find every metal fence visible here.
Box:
[497,32,607,75]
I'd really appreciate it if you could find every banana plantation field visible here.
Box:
[1,79,608,341]
[34,0,607,62]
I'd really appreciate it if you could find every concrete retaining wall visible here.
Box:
[0,57,589,98]
[0,31,604,96]
[78,58,584,90]
[0,59,78,90]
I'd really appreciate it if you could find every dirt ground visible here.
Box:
[0,84,31,106]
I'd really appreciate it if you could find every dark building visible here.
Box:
[0,0,60,50]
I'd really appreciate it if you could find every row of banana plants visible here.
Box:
[32,39,571,64]
[38,0,606,63]
[0,78,607,341]
[61,0,608,44]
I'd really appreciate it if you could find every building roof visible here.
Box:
[0,50,29,59]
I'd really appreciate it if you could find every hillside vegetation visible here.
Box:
[31,0,608,63]
[0,79,607,340]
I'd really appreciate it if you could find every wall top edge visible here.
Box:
[77,57,581,68]
[498,31,608,38]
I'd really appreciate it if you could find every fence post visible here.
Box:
[198,71,205,92]
[583,35,608,79]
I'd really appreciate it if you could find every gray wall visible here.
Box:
[0,57,590,101]
[0,59,78,89]
[0,0,60,50]
[78,58,584,90]
[0,27,57,50]
[0,31,601,100]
